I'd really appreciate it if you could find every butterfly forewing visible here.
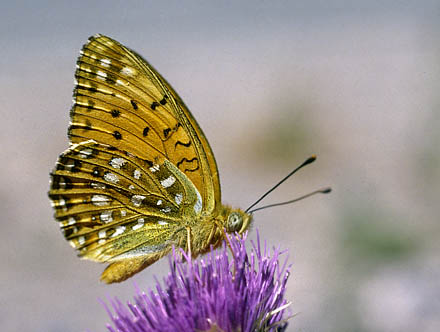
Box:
[69,34,220,214]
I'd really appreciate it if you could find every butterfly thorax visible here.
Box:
[185,205,253,257]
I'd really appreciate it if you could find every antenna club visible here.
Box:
[304,155,317,165]
[322,187,332,194]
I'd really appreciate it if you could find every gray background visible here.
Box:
[1,1,439,331]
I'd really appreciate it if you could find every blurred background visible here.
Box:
[1,1,439,331]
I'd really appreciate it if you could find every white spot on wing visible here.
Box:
[104,172,119,184]
[57,177,68,189]
[65,159,76,171]
[96,70,107,80]
[194,189,202,213]
[78,236,85,245]
[100,210,113,223]
[175,193,183,205]
[156,199,162,206]
[161,176,176,188]
[121,210,127,217]
[91,182,106,189]
[160,207,171,213]
[78,148,93,158]
[91,195,111,206]
[67,217,76,225]
[121,67,134,75]
[132,218,145,230]
[110,157,126,169]
[133,169,141,180]
[112,226,126,237]
[158,220,168,225]
[149,164,160,173]
[100,59,111,67]
[58,197,67,212]
[98,230,106,238]
[131,195,146,207]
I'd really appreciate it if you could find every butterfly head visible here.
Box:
[222,207,253,235]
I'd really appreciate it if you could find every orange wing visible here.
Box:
[69,34,221,214]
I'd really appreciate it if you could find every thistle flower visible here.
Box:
[104,231,291,332]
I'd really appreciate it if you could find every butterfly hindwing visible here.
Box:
[69,34,220,214]
[49,140,203,263]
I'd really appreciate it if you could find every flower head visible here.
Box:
[104,231,291,332]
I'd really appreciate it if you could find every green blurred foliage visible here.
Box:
[339,207,420,270]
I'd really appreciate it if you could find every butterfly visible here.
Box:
[49,34,253,283]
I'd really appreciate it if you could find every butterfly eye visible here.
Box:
[227,212,243,232]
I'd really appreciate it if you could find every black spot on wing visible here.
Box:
[113,131,122,140]
[84,120,92,131]
[175,140,191,148]
[176,157,200,172]
[86,100,95,110]
[151,101,160,110]
[130,100,138,110]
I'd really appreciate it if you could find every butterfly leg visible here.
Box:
[186,227,192,258]
[221,227,238,277]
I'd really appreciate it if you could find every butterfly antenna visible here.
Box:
[245,155,318,213]
[248,187,331,213]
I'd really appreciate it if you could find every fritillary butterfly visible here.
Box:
[49,34,252,283]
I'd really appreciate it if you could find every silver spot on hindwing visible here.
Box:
[149,164,160,173]
[91,194,111,206]
[100,210,113,223]
[110,157,127,169]
[160,176,176,188]
[133,169,141,179]
[78,148,93,158]
[131,195,146,207]
[175,193,183,205]
[78,236,86,245]
[112,226,126,237]
[91,182,106,189]
[121,67,134,76]
[194,189,202,214]
[132,218,145,230]
[96,71,107,80]
[104,172,119,184]
[160,207,171,213]
[100,59,111,67]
